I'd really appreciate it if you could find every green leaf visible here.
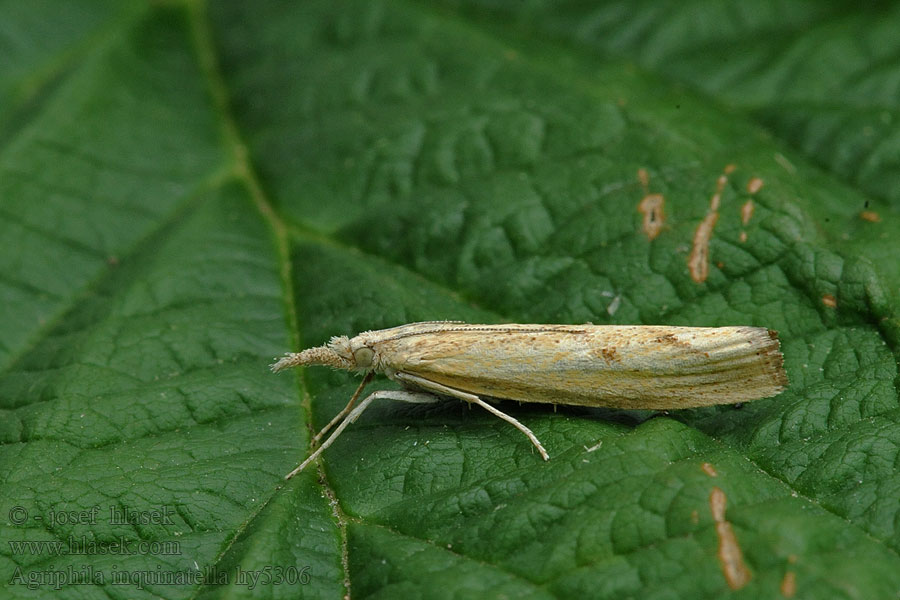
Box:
[1,1,898,599]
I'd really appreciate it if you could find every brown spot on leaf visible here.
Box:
[701,462,718,477]
[688,166,738,284]
[638,167,650,189]
[780,571,796,598]
[860,210,881,222]
[639,193,666,240]
[746,177,764,194]
[822,294,837,308]
[688,211,719,283]
[709,487,751,590]
[741,199,755,225]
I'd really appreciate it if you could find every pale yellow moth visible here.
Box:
[272,322,788,479]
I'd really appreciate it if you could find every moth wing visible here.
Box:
[371,325,786,409]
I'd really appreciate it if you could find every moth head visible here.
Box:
[270,336,357,373]
[347,339,376,371]
[327,335,377,372]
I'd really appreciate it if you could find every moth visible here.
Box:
[272,322,788,479]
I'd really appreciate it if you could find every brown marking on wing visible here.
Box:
[598,346,620,363]
[654,332,690,347]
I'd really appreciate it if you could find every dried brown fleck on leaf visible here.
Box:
[639,194,666,240]
[688,167,735,283]
[741,199,755,225]
[746,176,764,194]
[780,570,796,598]
[636,169,665,240]
[709,487,752,590]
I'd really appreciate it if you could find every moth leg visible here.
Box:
[312,371,374,443]
[394,371,550,461]
[285,388,440,480]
